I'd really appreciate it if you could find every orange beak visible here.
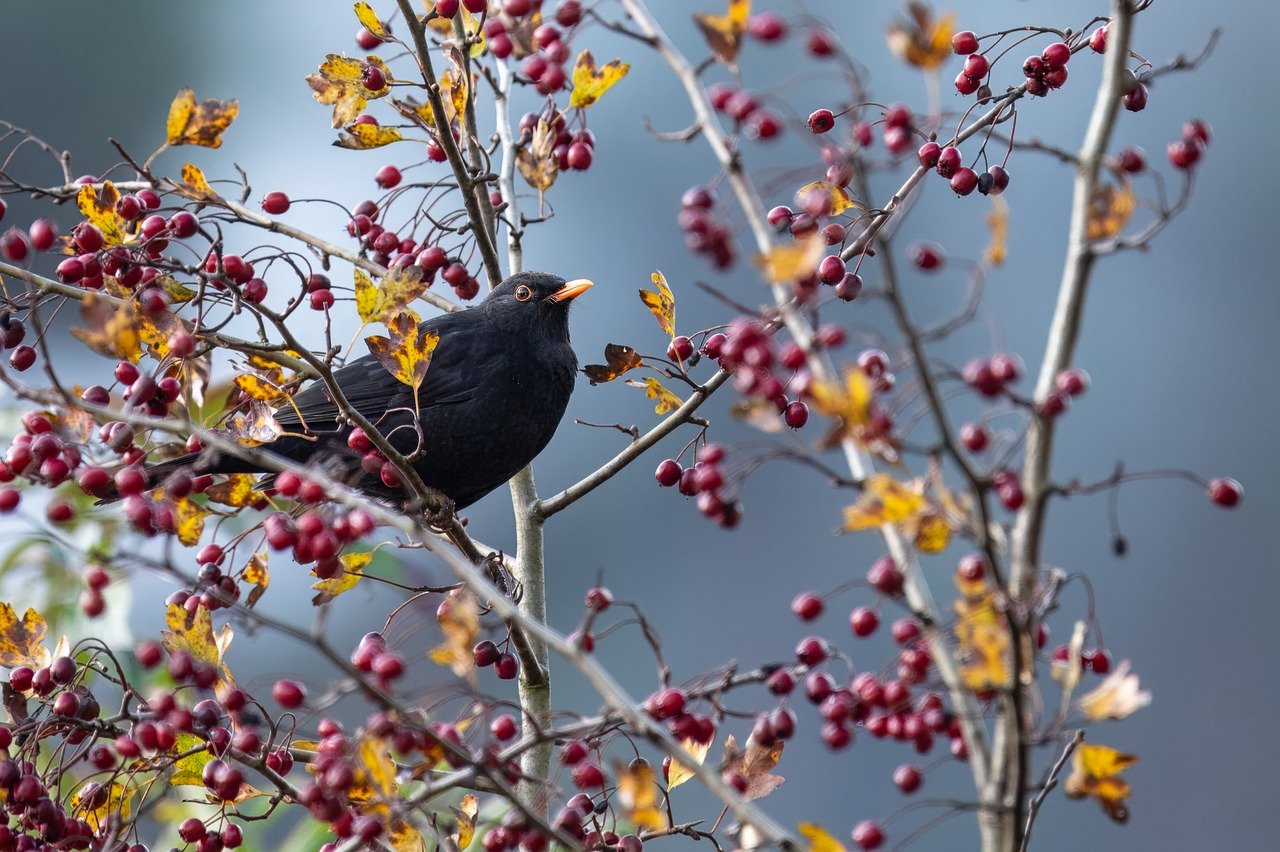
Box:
[548,278,593,303]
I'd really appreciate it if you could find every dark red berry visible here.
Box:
[850,606,879,637]
[808,109,835,134]
[951,30,979,55]
[1207,477,1242,508]
[791,592,824,621]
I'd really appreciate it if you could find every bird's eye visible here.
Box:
[515,284,533,302]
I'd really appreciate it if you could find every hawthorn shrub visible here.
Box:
[0,1,1229,851]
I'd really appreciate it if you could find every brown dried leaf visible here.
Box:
[429,588,479,678]
[721,733,785,801]
[71,292,142,363]
[694,0,751,66]
[166,88,239,148]
[365,310,439,398]
[205,473,265,508]
[638,270,676,337]
[985,195,1009,266]
[584,343,643,384]
[175,163,221,202]
[354,267,428,326]
[517,117,560,194]
[241,552,270,608]
[1078,661,1152,721]
[1087,178,1136,241]
[228,400,284,446]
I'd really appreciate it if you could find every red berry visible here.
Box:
[959,422,989,452]
[584,586,613,612]
[1167,138,1200,169]
[490,714,518,741]
[851,820,885,850]
[867,556,904,597]
[795,636,829,666]
[783,400,809,429]
[957,553,986,582]
[1085,648,1112,675]
[935,146,961,178]
[808,109,835,134]
[791,592,824,621]
[375,165,402,189]
[571,761,605,789]
[1123,83,1149,113]
[261,191,290,214]
[1041,42,1071,71]
[1055,368,1090,397]
[917,141,941,168]
[963,54,989,79]
[950,167,979,195]
[310,289,335,311]
[272,679,305,708]
[361,64,387,91]
[891,618,920,645]
[893,764,923,794]
[1207,477,1242,508]
[951,30,979,55]
[1117,147,1146,174]
[908,241,944,271]
[1184,119,1211,147]
[954,73,981,96]
[807,29,835,56]
[655,459,682,487]
[849,606,879,637]
[747,12,787,42]
[28,219,56,251]
[1089,25,1108,53]
[473,640,500,667]
[495,653,518,679]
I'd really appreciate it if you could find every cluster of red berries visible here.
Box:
[654,442,742,529]
[0,735,99,850]
[949,31,992,96]
[917,141,1008,197]
[345,198,482,300]
[484,1,582,62]
[0,214,56,266]
[643,685,717,757]
[1021,41,1073,98]
[518,108,596,173]
[547,788,644,850]
[472,637,520,680]
[706,82,785,141]
[1167,118,1211,170]
[677,184,735,270]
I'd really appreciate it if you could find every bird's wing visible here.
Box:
[275,310,492,433]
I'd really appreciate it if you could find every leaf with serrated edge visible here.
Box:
[638,270,676,337]
[584,343,643,384]
[166,88,239,148]
[570,50,630,108]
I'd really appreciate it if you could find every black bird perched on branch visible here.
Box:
[128,271,591,509]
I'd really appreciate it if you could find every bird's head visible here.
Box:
[485,271,592,341]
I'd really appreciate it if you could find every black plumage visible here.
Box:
[138,271,589,509]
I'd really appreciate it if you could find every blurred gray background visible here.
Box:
[2,0,1276,849]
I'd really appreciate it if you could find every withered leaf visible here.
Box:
[569,51,630,109]
[584,343,643,384]
[986,195,1009,266]
[756,236,823,284]
[1087,178,1136,241]
[335,122,404,149]
[76,181,128,247]
[311,552,373,605]
[614,759,667,831]
[0,603,50,669]
[721,733,785,801]
[365,310,439,399]
[166,88,239,148]
[1064,743,1137,824]
[627,377,684,415]
[886,3,955,70]
[241,552,270,608]
[71,292,142,362]
[429,588,479,679]
[306,54,392,128]
[517,117,559,194]
[694,0,751,66]
[639,270,676,338]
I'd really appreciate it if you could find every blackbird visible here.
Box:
[132,271,591,509]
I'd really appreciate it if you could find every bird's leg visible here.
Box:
[480,550,523,604]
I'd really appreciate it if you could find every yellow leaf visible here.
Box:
[427,8,486,58]
[312,552,373,605]
[137,308,184,359]
[1087,178,1136,241]
[569,50,631,109]
[516,116,559,194]
[306,54,392,128]
[365,310,439,398]
[452,794,478,849]
[584,343,643,384]
[205,473,265,508]
[71,292,143,362]
[166,88,239,148]
[242,552,270,608]
[915,513,951,553]
[694,0,751,65]
[798,823,848,852]
[721,733,785,801]
[1078,661,1151,721]
[429,588,479,678]
[355,267,428,326]
[336,122,404,149]
[0,603,50,669]
[1064,743,1137,824]
[177,163,220,201]
[354,1,389,39]
[76,181,128,247]
[886,4,955,70]
[666,738,709,790]
[842,474,927,532]
[71,781,135,832]
[638,270,676,338]
[953,574,1010,691]
[388,820,426,852]
[627,377,684,415]
[353,734,398,801]
[756,236,823,284]
[795,181,859,216]
[170,732,214,787]
[161,602,228,667]
[173,496,208,546]
[985,195,1008,266]
[615,759,667,831]
[811,368,872,430]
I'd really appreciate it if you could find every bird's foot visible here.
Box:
[416,487,457,530]
[481,551,523,604]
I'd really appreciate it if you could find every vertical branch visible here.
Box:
[1000,4,1135,851]
[616,0,992,794]
[495,59,553,815]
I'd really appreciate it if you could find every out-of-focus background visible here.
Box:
[2,1,1276,848]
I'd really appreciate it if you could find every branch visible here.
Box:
[1018,730,1083,852]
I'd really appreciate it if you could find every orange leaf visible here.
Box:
[429,588,479,678]
[241,552,270,608]
[627,377,683,415]
[615,759,667,831]
[694,0,751,65]
[798,823,847,852]
[756,236,823,284]
[985,195,1009,266]
[71,292,143,363]
[638,271,676,338]
[886,4,955,70]
[1087,178,1136,241]
[0,603,50,669]
[166,88,239,148]
[584,343,643,384]
[1064,743,1137,823]
[204,473,265,508]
